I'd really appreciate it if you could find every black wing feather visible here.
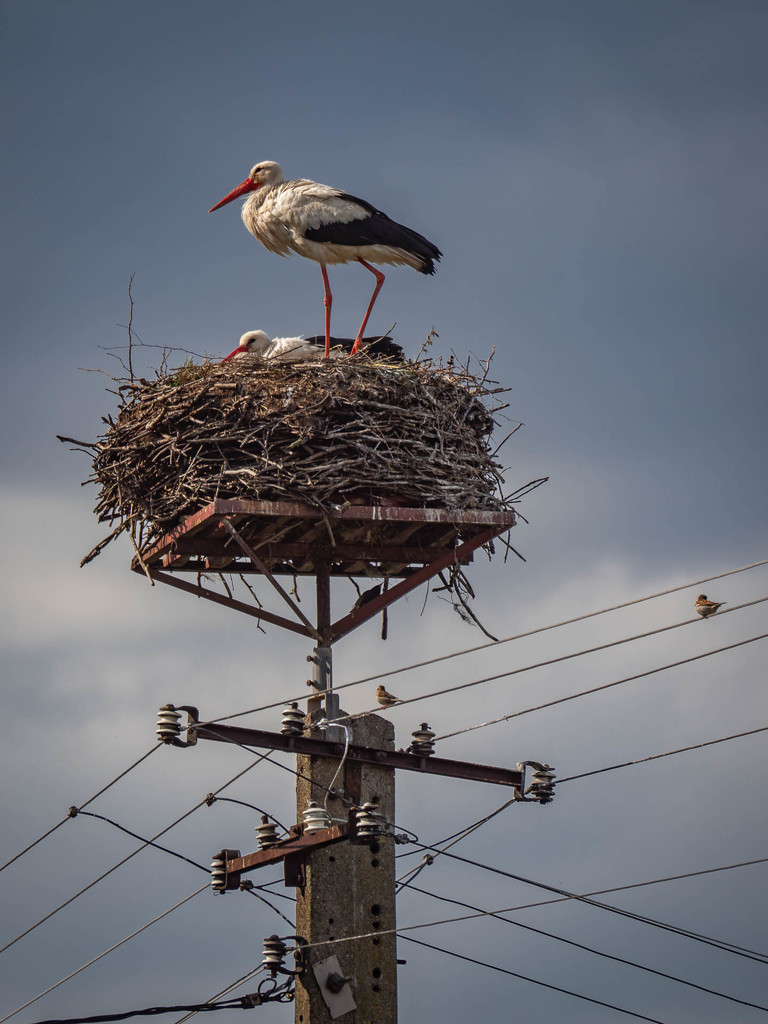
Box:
[305,335,404,360]
[303,192,441,274]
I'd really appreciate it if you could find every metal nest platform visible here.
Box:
[133,498,516,644]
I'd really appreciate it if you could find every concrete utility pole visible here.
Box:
[148,501,552,1023]
[294,709,397,1024]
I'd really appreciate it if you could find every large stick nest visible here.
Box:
[80,354,518,558]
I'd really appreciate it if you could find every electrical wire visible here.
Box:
[171,966,268,1024]
[397,786,768,964]
[393,724,768,964]
[402,881,768,1012]
[205,797,288,835]
[287,888,768,981]
[558,724,768,783]
[434,628,768,741]
[62,809,295,927]
[0,884,209,1024]
[8,564,763,1016]
[344,555,768,687]
[396,783,768,959]
[239,884,295,928]
[407,842,768,963]
[26,994,271,1024]
[334,598,768,726]
[244,877,296,903]
[74,811,209,873]
[188,596,768,744]
[395,797,518,891]
[0,744,160,875]
[194,556,768,728]
[404,836,768,962]
[0,753,269,957]
[402,935,669,1024]
[316,719,350,814]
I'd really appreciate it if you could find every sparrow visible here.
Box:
[352,584,382,611]
[376,685,402,707]
[695,594,725,618]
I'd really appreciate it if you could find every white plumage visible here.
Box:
[222,331,340,364]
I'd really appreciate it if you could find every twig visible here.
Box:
[490,422,524,458]
[127,272,136,383]
[56,435,98,449]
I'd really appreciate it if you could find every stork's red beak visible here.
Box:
[209,177,260,212]
[220,347,243,363]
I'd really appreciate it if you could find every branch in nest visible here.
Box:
[57,434,98,450]
[80,521,130,567]
[437,569,499,642]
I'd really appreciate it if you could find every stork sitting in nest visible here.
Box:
[221,330,403,364]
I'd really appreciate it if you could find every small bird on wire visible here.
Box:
[376,685,402,708]
[695,594,725,618]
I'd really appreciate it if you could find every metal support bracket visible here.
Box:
[197,721,525,790]
[311,956,357,1019]
[308,644,344,740]
[225,822,350,886]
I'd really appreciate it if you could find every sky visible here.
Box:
[1,0,767,1021]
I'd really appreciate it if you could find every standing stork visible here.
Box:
[209,161,441,358]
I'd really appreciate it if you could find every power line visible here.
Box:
[409,842,768,963]
[421,853,768,961]
[558,724,768,783]
[193,558,768,729]
[66,809,296,925]
[396,794,768,960]
[74,811,210,873]
[74,808,295,928]
[403,881,768,1012]
[228,716,767,974]
[192,598,768,741]
[206,797,288,835]
[244,878,296,904]
[171,966,268,1024]
[343,555,768,687]
[0,885,209,1024]
[287,877,768,979]
[0,744,160,875]
[402,935,669,1024]
[239,884,294,929]
[434,628,768,741]
[396,797,518,891]
[25,992,276,1024]
[0,753,269,957]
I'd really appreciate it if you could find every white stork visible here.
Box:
[209,161,441,358]
[221,330,403,364]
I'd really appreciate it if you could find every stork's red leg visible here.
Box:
[350,258,385,355]
[320,264,332,359]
